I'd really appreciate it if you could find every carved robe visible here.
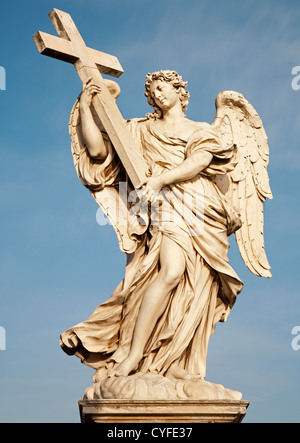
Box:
[60,115,243,379]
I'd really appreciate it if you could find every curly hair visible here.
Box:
[144,70,190,119]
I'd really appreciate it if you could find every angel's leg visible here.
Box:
[108,234,185,377]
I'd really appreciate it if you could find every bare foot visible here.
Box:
[165,362,204,381]
[107,354,141,378]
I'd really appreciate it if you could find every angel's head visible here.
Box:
[144,70,190,118]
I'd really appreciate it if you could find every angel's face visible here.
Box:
[149,79,180,111]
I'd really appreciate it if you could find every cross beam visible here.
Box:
[33,8,147,189]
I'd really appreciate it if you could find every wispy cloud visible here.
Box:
[110,1,300,170]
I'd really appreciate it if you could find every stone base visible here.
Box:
[79,399,250,423]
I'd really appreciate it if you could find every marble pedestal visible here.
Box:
[79,399,250,423]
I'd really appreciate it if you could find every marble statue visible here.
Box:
[60,70,272,400]
[34,9,272,402]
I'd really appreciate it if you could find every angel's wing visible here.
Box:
[211,91,273,278]
[69,98,138,254]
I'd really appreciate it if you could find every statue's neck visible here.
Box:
[161,102,185,125]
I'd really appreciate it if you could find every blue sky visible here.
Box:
[0,0,299,423]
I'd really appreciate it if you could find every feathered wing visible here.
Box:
[211,91,273,278]
[69,98,138,254]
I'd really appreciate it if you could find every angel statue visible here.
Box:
[60,70,272,401]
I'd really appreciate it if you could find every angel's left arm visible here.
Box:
[159,151,213,187]
[158,123,226,186]
[143,151,213,198]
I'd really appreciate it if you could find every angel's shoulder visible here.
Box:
[196,121,211,128]
[186,119,211,130]
[186,120,218,140]
[188,120,217,133]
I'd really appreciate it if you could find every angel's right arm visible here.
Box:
[79,82,108,160]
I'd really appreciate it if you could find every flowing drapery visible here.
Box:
[60,117,243,379]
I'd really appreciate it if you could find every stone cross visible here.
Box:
[33,8,147,189]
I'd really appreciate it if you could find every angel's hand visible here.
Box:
[141,175,164,202]
[80,77,101,109]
